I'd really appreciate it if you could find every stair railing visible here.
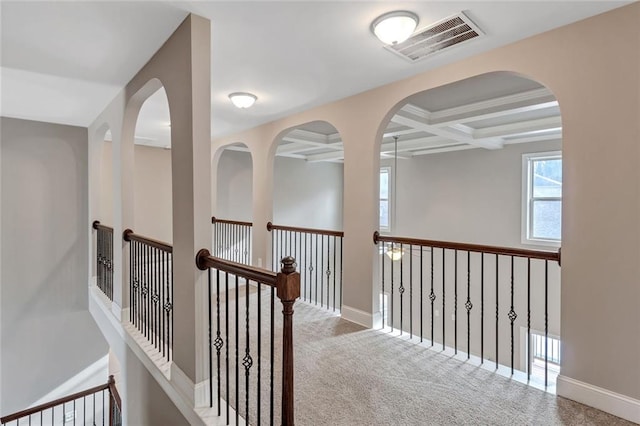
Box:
[267,222,343,312]
[1,375,122,426]
[212,216,253,265]
[123,229,173,363]
[196,249,300,426]
[93,221,114,301]
[374,231,561,387]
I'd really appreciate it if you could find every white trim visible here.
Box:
[557,375,640,424]
[111,301,123,321]
[341,305,378,328]
[89,286,207,426]
[171,363,196,407]
[521,150,562,248]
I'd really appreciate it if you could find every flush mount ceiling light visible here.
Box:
[371,11,419,45]
[229,92,257,109]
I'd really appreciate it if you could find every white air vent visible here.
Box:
[386,12,483,62]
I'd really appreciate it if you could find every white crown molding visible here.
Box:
[557,375,640,424]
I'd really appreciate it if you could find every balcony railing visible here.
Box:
[123,229,173,363]
[93,221,114,301]
[1,376,122,426]
[267,222,343,312]
[212,217,252,265]
[374,231,561,387]
[196,250,300,426]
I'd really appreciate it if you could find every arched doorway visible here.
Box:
[375,72,562,388]
[270,121,345,311]
[212,142,253,264]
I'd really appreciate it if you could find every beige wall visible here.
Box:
[89,13,211,419]
[100,142,173,243]
[213,3,640,404]
[134,145,172,243]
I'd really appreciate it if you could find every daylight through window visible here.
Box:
[523,152,562,245]
[380,167,390,231]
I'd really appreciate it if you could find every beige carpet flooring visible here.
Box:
[214,285,635,426]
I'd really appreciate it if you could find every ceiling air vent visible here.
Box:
[386,12,483,62]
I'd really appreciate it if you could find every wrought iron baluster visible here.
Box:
[454,249,458,354]
[243,278,252,420]
[481,253,484,363]
[442,248,446,351]
[235,275,239,426]
[333,235,337,312]
[270,286,275,425]
[509,256,518,374]
[399,243,404,335]
[381,241,385,328]
[390,242,395,332]
[466,251,473,360]
[409,244,413,338]
[420,246,423,342]
[257,281,262,425]
[527,258,531,381]
[496,254,499,369]
[545,259,549,387]
[429,247,435,347]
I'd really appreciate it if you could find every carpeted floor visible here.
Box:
[215,286,635,426]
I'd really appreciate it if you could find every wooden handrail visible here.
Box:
[93,220,114,232]
[196,249,277,286]
[1,380,112,423]
[373,231,560,262]
[211,216,253,227]
[267,221,344,237]
[123,228,172,253]
[108,375,121,412]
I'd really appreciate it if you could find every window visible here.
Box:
[522,152,562,245]
[380,167,390,231]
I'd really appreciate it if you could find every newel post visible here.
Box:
[276,256,300,426]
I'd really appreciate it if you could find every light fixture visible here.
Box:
[385,245,404,261]
[229,92,257,109]
[371,11,419,45]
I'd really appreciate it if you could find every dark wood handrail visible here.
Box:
[211,216,253,227]
[196,249,277,286]
[373,231,560,262]
[123,228,172,253]
[93,220,114,232]
[1,378,113,423]
[267,221,344,237]
[107,375,121,411]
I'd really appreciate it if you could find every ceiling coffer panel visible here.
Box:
[388,12,483,62]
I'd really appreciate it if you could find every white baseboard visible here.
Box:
[557,375,640,424]
[341,305,379,328]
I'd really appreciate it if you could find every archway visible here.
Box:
[375,71,562,388]
[212,142,253,263]
[271,121,345,311]
[132,86,172,243]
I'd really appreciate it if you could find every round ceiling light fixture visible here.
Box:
[229,92,257,109]
[371,11,419,45]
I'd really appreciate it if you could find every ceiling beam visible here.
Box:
[392,109,504,150]
[472,116,562,139]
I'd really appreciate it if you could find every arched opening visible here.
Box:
[375,71,562,388]
[271,121,345,311]
[212,142,253,264]
[132,86,172,243]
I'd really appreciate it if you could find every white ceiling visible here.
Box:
[0,1,631,142]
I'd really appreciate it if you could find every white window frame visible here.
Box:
[379,166,391,232]
[521,151,562,247]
